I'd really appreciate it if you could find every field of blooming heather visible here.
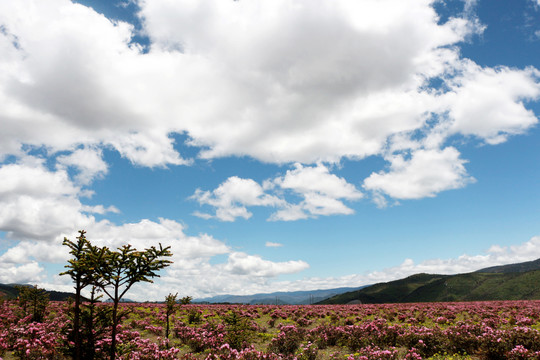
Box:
[2,300,540,359]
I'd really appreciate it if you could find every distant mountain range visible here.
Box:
[0,282,363,304]
[318,258,540,304]
[194,286,368,305]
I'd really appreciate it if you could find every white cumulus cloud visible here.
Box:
[444,63,540,144]
[56,147,109,185]
[0,157,96,240]
[191,176,284,221]
[363,147,475,205]
[224,252,309,278]
[271,163,363,220]
[0,261,45,284]
[192,164,363,221]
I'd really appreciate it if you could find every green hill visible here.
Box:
[318,273,448,304]
[0,283,19,299]
[475,258,540,274]
[0,283,78,301]
[319,269,540,304]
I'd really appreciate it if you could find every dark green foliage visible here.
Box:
[223,311,255,350]
[61,230,107,360]
[476,258,540,273]
[180,295,193,305]
[16,285,49,322]
[165,292,177,340]
[95,242,172,360]
[187,308,202,324]
[79,287,112,360]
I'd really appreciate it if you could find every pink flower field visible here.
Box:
[2,300,540,359]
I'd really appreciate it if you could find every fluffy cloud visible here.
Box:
[0,261,45,284]
[271,163,363,220]
[0,157,96,240]
[444,63,540,144]
[192,176,284,221]
[109,131,191,168]
[192,164,363,221]
[146,0,462,164]
[56,147,109,185]
[0,240,67,264]
[87,218,230,260]
[274,163,363,200]
[363,147,475,205]
[224,252,309,277]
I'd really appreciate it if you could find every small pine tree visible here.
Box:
[61,230,172,360]
[89,243,172,360]
[165,292,178,341]
[16,285,49,322]
[180,295,193,305]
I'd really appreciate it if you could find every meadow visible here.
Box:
[2,300,540,359]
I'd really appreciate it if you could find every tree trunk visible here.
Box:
[110,305,118,359]
[74,276,81,360]
[86,286,97,360]
[166,310,170,340]
[110,280,119,360]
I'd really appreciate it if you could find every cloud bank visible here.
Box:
[0,0,537,170]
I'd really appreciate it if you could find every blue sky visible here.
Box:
[0,0,539,300]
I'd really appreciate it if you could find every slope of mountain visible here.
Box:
[319,268,540,304]
[195,286,368,305]
[476,258,540,274]
[0,283,19,299]
[408,270,540,302]
[0,283,77,301]
[317,273,449,304]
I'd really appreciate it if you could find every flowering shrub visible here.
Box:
[307,324,345,348]
[347,345,399,360]
[398,325,448,357]
[143,325,164,336]
[507,345,540,360]
[295,342,318,360]
[268,325,305,355]
[342,318,401,350]
[5,305,69,360]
